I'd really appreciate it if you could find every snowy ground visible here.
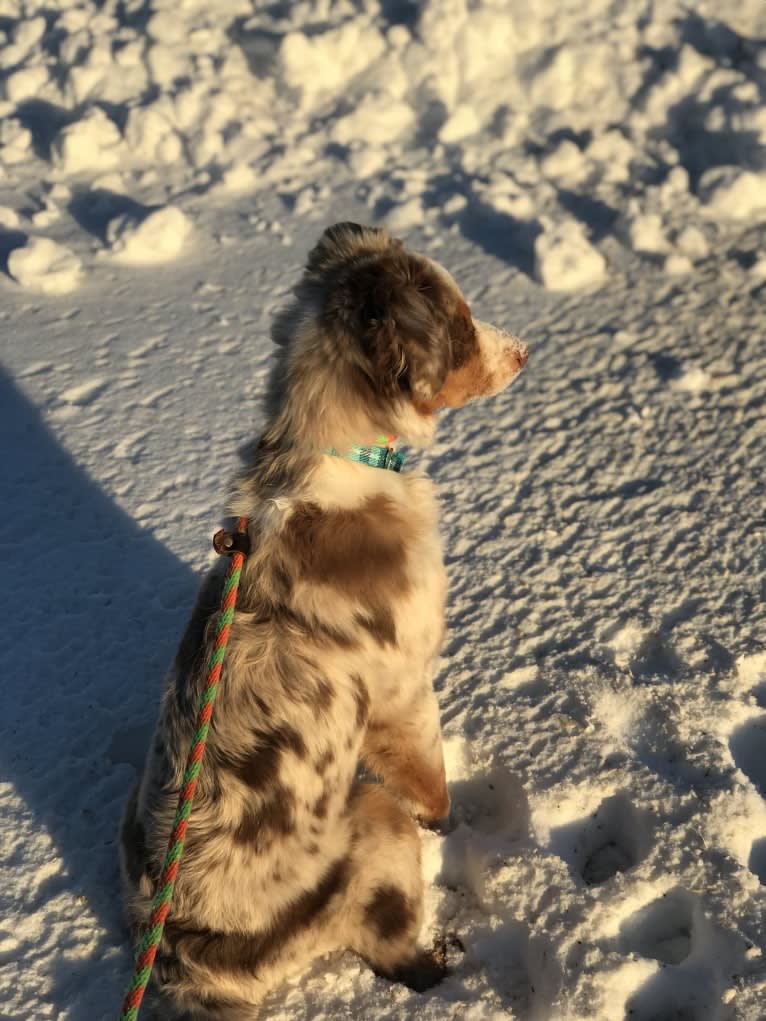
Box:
[2,1,766,1019]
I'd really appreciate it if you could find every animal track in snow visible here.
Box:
[620,888,696,966]
[549,793,650,885]
[748,838,766,886]
[449,764,530,840]
[469,921,561,1019]
[629,630,685,682]
[632,700,712,790]
[619,889,747,1021]
[624,991,704,1021]
[437,761,531,905]
[729,715,766,797]
[606,621,687,684]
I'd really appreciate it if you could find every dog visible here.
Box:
[120,222,529,1019]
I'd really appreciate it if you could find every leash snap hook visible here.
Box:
[213,527,251,557]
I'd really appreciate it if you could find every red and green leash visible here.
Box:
[119,518,249,1021]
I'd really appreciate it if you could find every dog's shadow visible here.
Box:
[0,369,199,1016]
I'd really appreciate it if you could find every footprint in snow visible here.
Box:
[448,764,530,840]
[729,714,766,797]
[470,920,561,1019]
[620,887,696,966]
[435,763,530,905]
[549,792,651,885]
[424,754,563,1013]
[748,838,766,886]
[619,888,748,1021]
[629,629,685,682]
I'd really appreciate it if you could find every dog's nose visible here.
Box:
[509,345,528,371]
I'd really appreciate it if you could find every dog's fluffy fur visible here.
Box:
[120,222,528,1019]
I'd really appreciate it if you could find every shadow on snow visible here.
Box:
[0,369,199,1013]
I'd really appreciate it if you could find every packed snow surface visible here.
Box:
[1,0,766,1019]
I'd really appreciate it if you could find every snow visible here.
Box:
[105,206,193,265]
[1,0,766,1019]
[0,204,21,227]
[700,168,766,221]
[7,237,82,294]
[534,220,608,292]
[53,108,125,175]
[626,213,672,257]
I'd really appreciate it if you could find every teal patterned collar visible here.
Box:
[325,438,407,472]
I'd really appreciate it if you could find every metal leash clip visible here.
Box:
[212,528,251,557]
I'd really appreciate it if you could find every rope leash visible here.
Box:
[118,517,249,1021]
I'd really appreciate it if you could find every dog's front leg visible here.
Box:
[361,686,449,824]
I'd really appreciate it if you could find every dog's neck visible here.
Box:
[274,390,435,454]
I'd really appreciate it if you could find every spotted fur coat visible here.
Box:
[120,222,528,1019]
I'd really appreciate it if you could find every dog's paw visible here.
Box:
[412,780,451,828]
[417,813,455,836]
[391,948,449,993]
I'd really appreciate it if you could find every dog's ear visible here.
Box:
[344,256,454,401]
[307,224,465,401]
[307,222,391,276]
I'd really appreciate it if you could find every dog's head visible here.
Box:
[273,222,528,446]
